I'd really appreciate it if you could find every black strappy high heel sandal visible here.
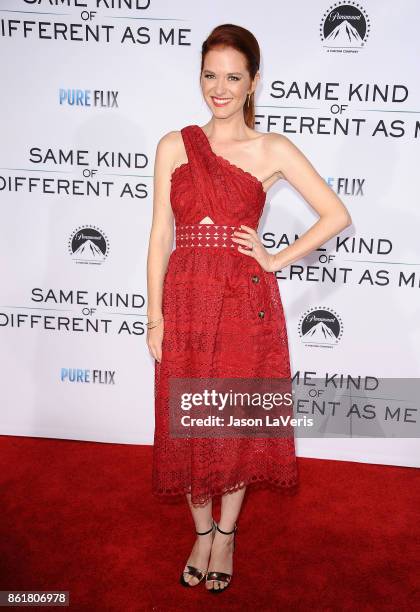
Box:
[179,519,217,587]
[205,522,238,593]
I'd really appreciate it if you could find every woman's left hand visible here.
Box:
[232,225,277,273]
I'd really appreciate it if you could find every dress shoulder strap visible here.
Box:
[179,125,219,218]
[179,125,197,164]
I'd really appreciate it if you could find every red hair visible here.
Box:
[200,24,261,129]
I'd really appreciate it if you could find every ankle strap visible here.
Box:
[196,520,216,536]
[216,523,237,535]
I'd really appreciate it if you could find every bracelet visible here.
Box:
[147,315,163,324]
[146,317,163,329]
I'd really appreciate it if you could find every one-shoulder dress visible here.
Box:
[152,124,299,506]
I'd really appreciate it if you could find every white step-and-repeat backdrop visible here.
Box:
[1,1,419,468]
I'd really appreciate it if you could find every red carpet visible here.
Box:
[0,435,418,611]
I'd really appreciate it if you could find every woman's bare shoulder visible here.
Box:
[259,131,307,169]
[263,131,302,155]
[252,131,301,182]
[257,130,293,148]
[156,129,183,150]
[247,129,291,156]
[154,130,186,172]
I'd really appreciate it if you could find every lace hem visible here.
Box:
[152,470,299,507]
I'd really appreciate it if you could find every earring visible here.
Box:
[246,92,250,107]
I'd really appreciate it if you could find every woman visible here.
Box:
[146,24,351,594]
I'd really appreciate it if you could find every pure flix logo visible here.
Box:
[60,368,116,384]
[320,2,370,52]
[298,307,343,347]
[68,226,109,265]
[59,89,119,108]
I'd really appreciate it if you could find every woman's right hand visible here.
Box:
[147,320,164,363]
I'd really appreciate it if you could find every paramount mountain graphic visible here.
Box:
[73,239,104,259]
[325,20,363,46]
[302,322,337,343]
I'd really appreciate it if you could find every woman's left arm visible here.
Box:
[269,134,352,271]
[234,133,353,273]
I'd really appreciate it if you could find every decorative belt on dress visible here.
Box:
[174,222,272,322]
[175,223,238,249]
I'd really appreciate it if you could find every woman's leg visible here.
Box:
[182,493,214,585]
[205,485,246,590]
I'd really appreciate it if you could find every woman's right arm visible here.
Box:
[146,131,178,363]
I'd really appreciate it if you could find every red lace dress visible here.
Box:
[152,124,299,506]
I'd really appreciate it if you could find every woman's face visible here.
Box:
[200,46,258,120]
